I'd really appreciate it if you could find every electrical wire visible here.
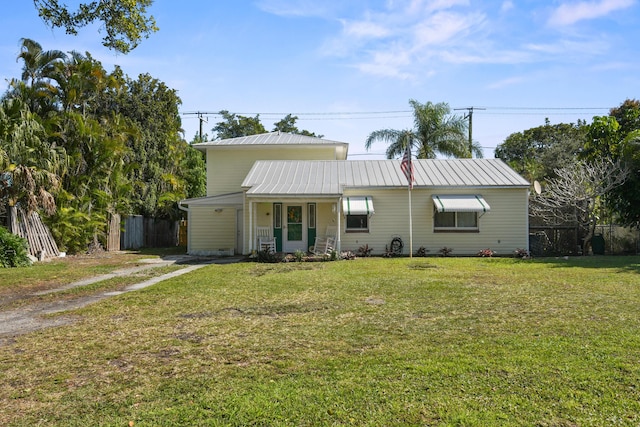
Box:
[182,106,610,120]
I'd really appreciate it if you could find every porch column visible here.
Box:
[336,197,341,253]
[249,200,254,253]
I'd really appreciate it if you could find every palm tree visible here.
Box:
[0,98,62,216]
[15,38,67,114]
[17,38,66,86]
[365,99,483,159]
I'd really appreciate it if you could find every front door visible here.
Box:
[284,204,306,252]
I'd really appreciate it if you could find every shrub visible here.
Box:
[0,226,31,268]
[357,244,373,257]
[439,247,453,257]
[257,249,280,263]
[477,248,496,257]
[340,251,356,260]
[382,245,393,258]
[415,246,429,257]
[294,249,305,262]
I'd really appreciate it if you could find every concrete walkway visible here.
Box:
[0,256,242,343]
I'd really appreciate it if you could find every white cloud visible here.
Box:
[321,2,490,79]
[254,0,332,17]
[307,0,632,80]
[500,1,514,13]
[486,76,526,90]
[440,48,531,65]
[354,47,415,79]
[548,0,636,26]
[524,37,609,57]
[422,0,470,13]
[413,11,483,47]
[341,20,391,39]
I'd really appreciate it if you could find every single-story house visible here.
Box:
[179,133,530,256]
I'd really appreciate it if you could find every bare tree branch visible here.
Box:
[530,158,630,253]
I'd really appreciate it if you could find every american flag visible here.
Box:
[400,144,414,189]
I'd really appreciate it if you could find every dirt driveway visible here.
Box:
[0,255,240,345]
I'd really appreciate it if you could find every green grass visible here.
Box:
[2,257,640,426]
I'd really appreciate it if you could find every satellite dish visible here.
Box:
[533,180,542,195]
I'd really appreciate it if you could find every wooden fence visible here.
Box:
[118,215,179,250]
[8,206,60,258]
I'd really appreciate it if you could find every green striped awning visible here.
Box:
[432,195,490,213]
[343,196,374,215]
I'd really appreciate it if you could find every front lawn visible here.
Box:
[1,257,639,426]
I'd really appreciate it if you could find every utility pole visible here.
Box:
[183,111,214,143]
[197,112,208,142]
[454,106,485,157]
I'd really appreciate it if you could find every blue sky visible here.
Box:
[1,0,638,158]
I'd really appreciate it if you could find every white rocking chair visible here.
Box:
[313,225,337,255]
[256,226,276,253]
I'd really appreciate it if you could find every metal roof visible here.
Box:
[193,132,349,148]
[242,159,529,196]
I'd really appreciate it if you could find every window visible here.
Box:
[434,210,478,231]
[308,203,316,229]
[273,203,282,229]
[346,214,369,232]
[343,196,373,232]
[432,195,487,232]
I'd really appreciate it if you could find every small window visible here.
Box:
[346,214,369,232]
[434,210,478,231]
[308,203,316,229]
[273,203,282,229]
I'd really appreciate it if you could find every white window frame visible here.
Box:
[433,210,479,232]
[345,214,369,233]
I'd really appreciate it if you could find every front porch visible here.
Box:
[247,200,341,255]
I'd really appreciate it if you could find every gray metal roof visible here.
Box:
[193,132,349,148]
[242,159,529,196]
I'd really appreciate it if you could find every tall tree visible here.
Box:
[365,100,478,159]
[0,98,62,217]
[13,38,66,115]
[4,39,203,249]
[582,99,640,227]
[17,38,66,86]
[272,114,323,138]
[33,0,158,53]
[212,110,266,140]
[116,73,195,218]
[495,119,588,183]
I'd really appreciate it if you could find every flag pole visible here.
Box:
[408,174,413,258]
[400,138,414,258]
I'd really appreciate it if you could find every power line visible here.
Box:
[181,106,610,121]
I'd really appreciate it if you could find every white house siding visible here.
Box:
[188,206,237,255]
[340,188,528,256]
[340,189,412,255]
[422,188,529,256]
[206,147,342,196]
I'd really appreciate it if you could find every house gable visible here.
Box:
[193,132,349,196]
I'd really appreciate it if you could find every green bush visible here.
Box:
[0,226,31,268]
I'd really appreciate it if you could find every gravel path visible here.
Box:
[0,256,240,344]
